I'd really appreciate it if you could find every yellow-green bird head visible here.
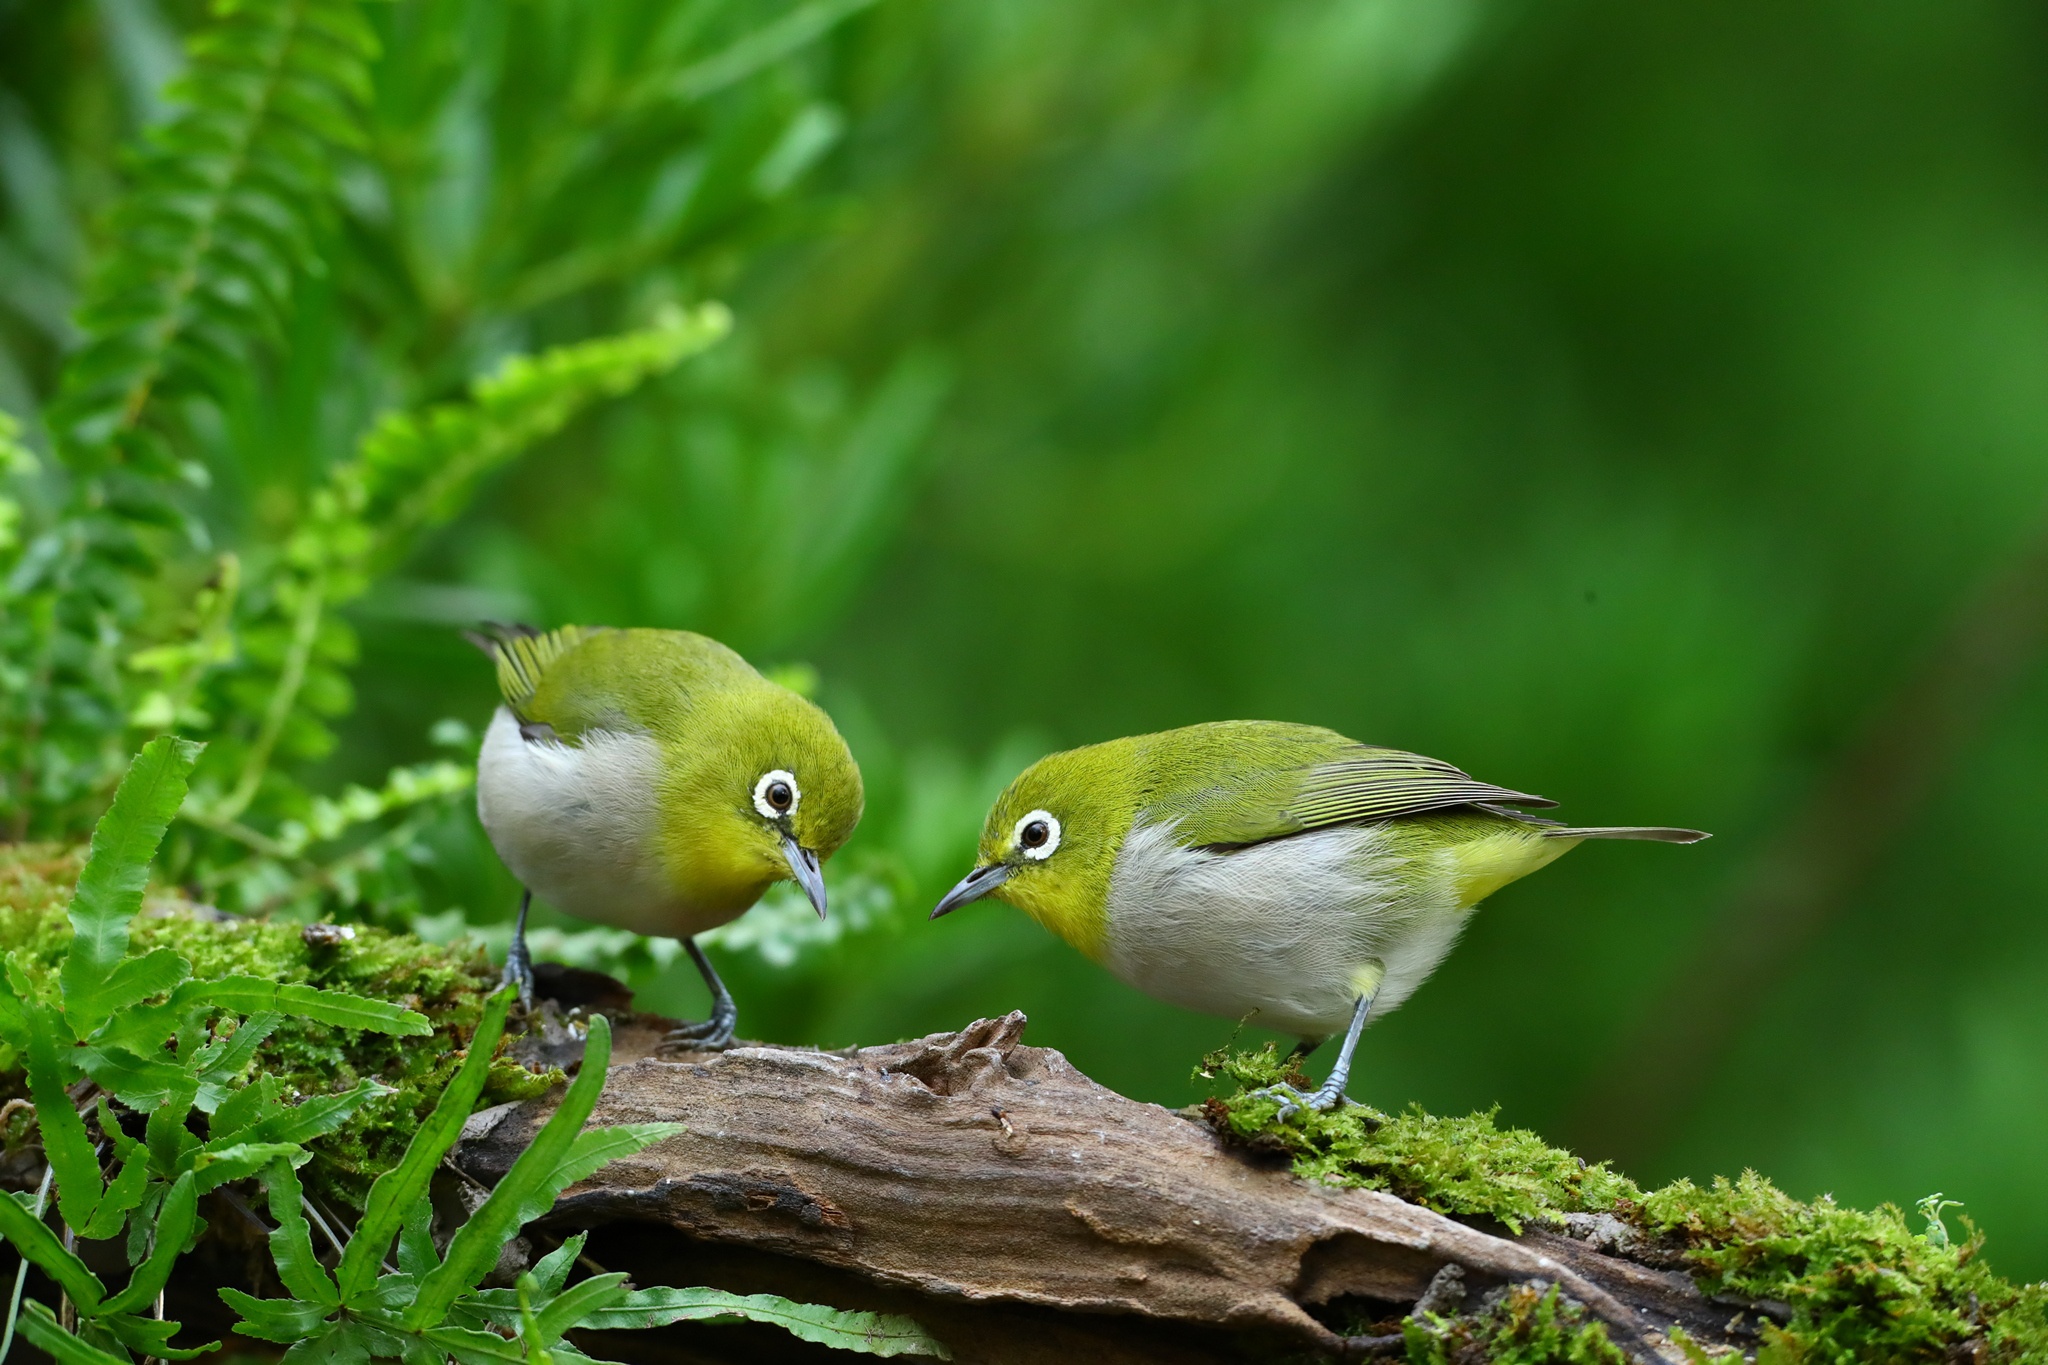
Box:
[929,742,1143,959]
[474,625,862,938]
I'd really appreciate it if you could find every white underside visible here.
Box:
[476,707,681,935]
[1101,821,1468,1040]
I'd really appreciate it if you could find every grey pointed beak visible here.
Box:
[780,835,828,919]
[931,863,1011,920]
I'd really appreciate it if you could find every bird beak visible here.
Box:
[930,863,1011,919]
[780,835,828,919]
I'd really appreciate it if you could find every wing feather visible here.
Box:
[1284,749,1556,828]
[464,623,603,718]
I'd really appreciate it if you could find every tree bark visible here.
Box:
[454,1008,1761,1365]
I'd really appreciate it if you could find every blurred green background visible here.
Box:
[5,0,2046,1278]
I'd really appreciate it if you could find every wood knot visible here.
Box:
[890,1011,1030,1096]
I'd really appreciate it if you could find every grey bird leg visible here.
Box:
[1256,991,1374,1122]
[500,889,534,1008]
[660,938,739,1051]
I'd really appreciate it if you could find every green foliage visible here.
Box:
[44,0,375,470]
[230,985,950,1361]
[1201,1049,2048,1364]
[2,0,380,832]
[1640,1174,2048,1365]
[0,840,547,1208]
[0,739,431,1361]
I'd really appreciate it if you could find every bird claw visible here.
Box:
[1249,1082,1345,1123]
[657,1009,738,1053]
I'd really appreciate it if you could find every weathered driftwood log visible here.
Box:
[456,1008,1746,1365]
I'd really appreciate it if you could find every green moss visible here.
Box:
[1200,1045,2048,1364]
[1641,1173,2048,1364]
[0,843,561,1207]
[1404,1284,1628,1365]
[1197,1043,1639,1232]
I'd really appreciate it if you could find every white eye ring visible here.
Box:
[1013,810,1061,860]
[753,769,801,819]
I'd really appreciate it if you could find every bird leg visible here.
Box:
[1254,991,1373,1122]
[659,938,739,1052]
[500,888,534,1009]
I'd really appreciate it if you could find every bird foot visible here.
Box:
[500,949,534,1011]
[1249,1081,1347,1123]
[656,1009,738,1054]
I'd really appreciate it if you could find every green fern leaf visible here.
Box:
[47,0,377,473]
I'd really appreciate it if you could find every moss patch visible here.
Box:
[1405,1283,1630,1365]
[1201,1044,2048,1364]
[1198,1043,1637,1233]
[0,843,560,1207]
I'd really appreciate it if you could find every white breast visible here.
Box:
[1101,821,1469,1040]
[476,707,681,935]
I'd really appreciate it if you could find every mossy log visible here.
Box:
[458,1004,1742,1365]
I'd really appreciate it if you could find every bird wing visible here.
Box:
[1139,724,1555,849]
[1283,747,1557,831]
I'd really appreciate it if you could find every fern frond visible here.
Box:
[337,303,736,587]
[46,0,377,475]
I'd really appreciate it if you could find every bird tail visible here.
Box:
[1542,825,1710,843]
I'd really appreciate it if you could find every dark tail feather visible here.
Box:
[1544,825,1710,843]
[461,620,538,657]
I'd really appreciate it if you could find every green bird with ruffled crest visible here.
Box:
[470,625,862,1048]
[933,721,1705,1115]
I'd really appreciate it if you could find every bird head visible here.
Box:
[929,740,1135,958]
[656,680,862,919]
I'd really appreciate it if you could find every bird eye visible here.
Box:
[753,769,801,819]
[1013,809,1061,860]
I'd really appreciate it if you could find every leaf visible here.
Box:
[177,977,431,1036]
[60,735,202,1029]
[93,1096,142,1161]
[194,1141,305,1193]
[526,1271,629,1346]
[417,1324,529,1365]
[0,1189,107,1309]
[545,1123,685,1200]
[97,1311,220,1361]
[16,1303,128,1365]
[280,1321,377,1365]
[202,1078,385,1152]
[101,1168,195,1313]
[339,986,513,1300]
[260,1158,338,1308]
[397,1192,437,1277]
[529,1232,587,1296]
[580,1288,952,1358]
[404,1011,614,1328]
[208,1071,281,1143]
[24,1002,103,1228]
[75,948,191,1036]
[79,1148,150,1241]
[193,1009,283,1111]
[221,1287,338,1344]
[76,1044,190,1111]
[144,1073,200,1178]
